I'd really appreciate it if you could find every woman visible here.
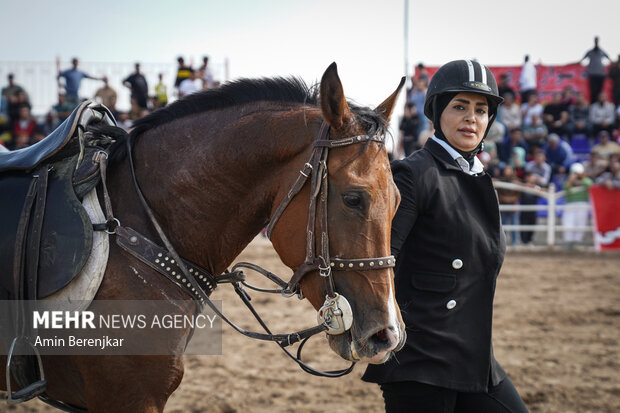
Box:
[363,60,529,412]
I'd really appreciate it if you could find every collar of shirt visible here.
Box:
[431,136,484,175]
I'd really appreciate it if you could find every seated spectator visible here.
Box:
[589,92,615,137]
[52,92,75,122]
[567,92,591,140]
[1,73,30,123]
[591,130,620,160]
[495,165,521,245]
[417,123,434,148]
[11,132,32,150]
[7,90,31,127]
[498,127,528,167]
[525,150,552,187]
[12,104,36,141]
[595,159,620,189]
[497,92,521,132]
[543,92,570,137]
[497,73,515,98]
[583,151,608,180]
[562,163,593,249]
[544,133,575,176]
[561,86,577,106]
[398,102,421,157]
[38,111,58,136]
[522,113,548,148]
[521,93,543,128]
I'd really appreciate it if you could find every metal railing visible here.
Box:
[493,181,593,247]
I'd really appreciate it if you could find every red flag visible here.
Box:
[590,186,620,251]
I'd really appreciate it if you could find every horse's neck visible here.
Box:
[123,107,316,275]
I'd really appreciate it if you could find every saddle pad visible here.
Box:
[42,188,109,311]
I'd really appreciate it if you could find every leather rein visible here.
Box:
[101,121,395,378]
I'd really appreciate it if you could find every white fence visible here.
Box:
[493,181,592,248]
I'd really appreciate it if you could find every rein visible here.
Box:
[104,121,395,378]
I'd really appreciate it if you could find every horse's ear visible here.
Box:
[375,76,406,122]
[320,62,352,130]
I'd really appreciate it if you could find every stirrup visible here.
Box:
[5,337,47,404]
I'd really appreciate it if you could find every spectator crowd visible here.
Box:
[0,54,219,151]
[399,38,620,248]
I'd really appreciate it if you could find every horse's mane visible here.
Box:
[102,76,388,162]
[130,77,319,139]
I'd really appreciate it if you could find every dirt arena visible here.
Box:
[4,238,619,412]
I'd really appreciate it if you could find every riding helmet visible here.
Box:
[424,59,503,124]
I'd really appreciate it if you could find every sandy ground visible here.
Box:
[4,238,620,412]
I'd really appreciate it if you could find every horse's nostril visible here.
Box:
[374,328,389,343]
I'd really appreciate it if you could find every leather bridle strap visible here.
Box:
[266,122,395,297]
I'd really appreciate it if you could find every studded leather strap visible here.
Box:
[115,226,216,302]
[330,256,395,271]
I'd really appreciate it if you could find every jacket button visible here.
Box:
[446,300,457,310]
[452,259,463,269]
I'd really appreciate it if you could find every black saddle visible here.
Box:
[0,100,117,300]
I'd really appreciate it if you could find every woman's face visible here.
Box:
[439,92,489,152]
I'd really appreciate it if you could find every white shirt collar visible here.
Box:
[431,136,484,175]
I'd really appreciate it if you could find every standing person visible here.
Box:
[519,55,537,104]
[154,73,168,108]
[519,172,540,246]
[363,60,528,413]
[398,102,421,157]
[123,63,149,110]
[608,54,620,106]
[200,55,215,89]
[178,68,204,98]
[94,76,118,111]
[496,165,521,246]
[562,163,592,249]
[57,57,103,106]
[174,56,193,95]
[580,36,611,103]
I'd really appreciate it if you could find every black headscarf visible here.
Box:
[432,92,487,169]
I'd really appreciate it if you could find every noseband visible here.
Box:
[265,122,396,334]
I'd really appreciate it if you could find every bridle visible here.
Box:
[264,121,396,335]
[103,119,396,378]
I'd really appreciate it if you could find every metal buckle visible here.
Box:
[300,162,313,178]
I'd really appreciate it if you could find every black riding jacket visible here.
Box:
[363,138,507,392]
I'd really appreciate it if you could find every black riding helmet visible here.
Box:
[424,60,503,153]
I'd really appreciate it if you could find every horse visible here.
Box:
[0,63,405,412]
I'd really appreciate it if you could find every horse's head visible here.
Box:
[270,63,405,364]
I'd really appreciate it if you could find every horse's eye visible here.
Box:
[343,193,362,209]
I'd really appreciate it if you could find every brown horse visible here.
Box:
[1,63,405,412]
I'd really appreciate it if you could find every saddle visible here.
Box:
[0,100,116,406]
[0,100,116,300]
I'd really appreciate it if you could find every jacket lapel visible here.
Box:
[424,138,462,172]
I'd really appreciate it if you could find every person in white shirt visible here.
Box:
[178,69,205,98]
[519,54,537,103]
